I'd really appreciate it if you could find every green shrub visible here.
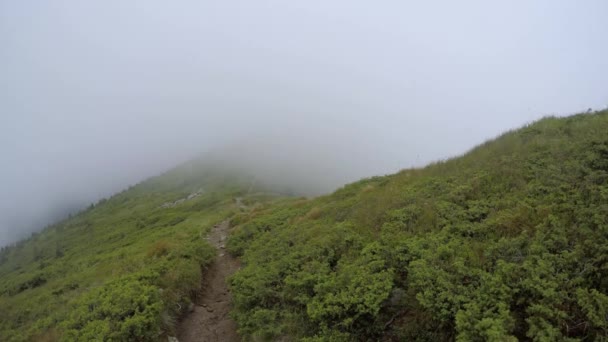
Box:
[229,111,608,340]
[61,277,162,341]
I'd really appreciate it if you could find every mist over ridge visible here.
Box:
[1,0,607,246]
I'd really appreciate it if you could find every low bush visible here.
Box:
[228,111,608,341]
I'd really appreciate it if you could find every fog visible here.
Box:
[1,1,607,246]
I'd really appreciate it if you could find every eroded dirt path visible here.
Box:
[177,220,240,342]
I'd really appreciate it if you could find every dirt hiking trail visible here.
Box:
[177,220,240,342]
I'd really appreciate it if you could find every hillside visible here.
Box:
[0,163,284,341]
[1,111,607,341]
[227,111,608,341]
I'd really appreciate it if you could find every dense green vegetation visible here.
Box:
[1,111,606,341]
[228,111,608,341]
[0,164,271,341]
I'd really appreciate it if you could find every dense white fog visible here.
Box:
[1,0,607,245]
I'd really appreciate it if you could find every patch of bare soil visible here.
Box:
[177,220,240,342]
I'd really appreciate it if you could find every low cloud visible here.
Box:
[1,0,607,246]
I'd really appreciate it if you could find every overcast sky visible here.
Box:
[1,0,607,246]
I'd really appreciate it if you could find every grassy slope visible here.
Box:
[228,111,608,341]
[0,163,278,341]
[1,111,606,341]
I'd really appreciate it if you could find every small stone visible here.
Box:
[167,336,179,342]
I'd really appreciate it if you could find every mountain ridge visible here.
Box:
[0,110,607,341]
